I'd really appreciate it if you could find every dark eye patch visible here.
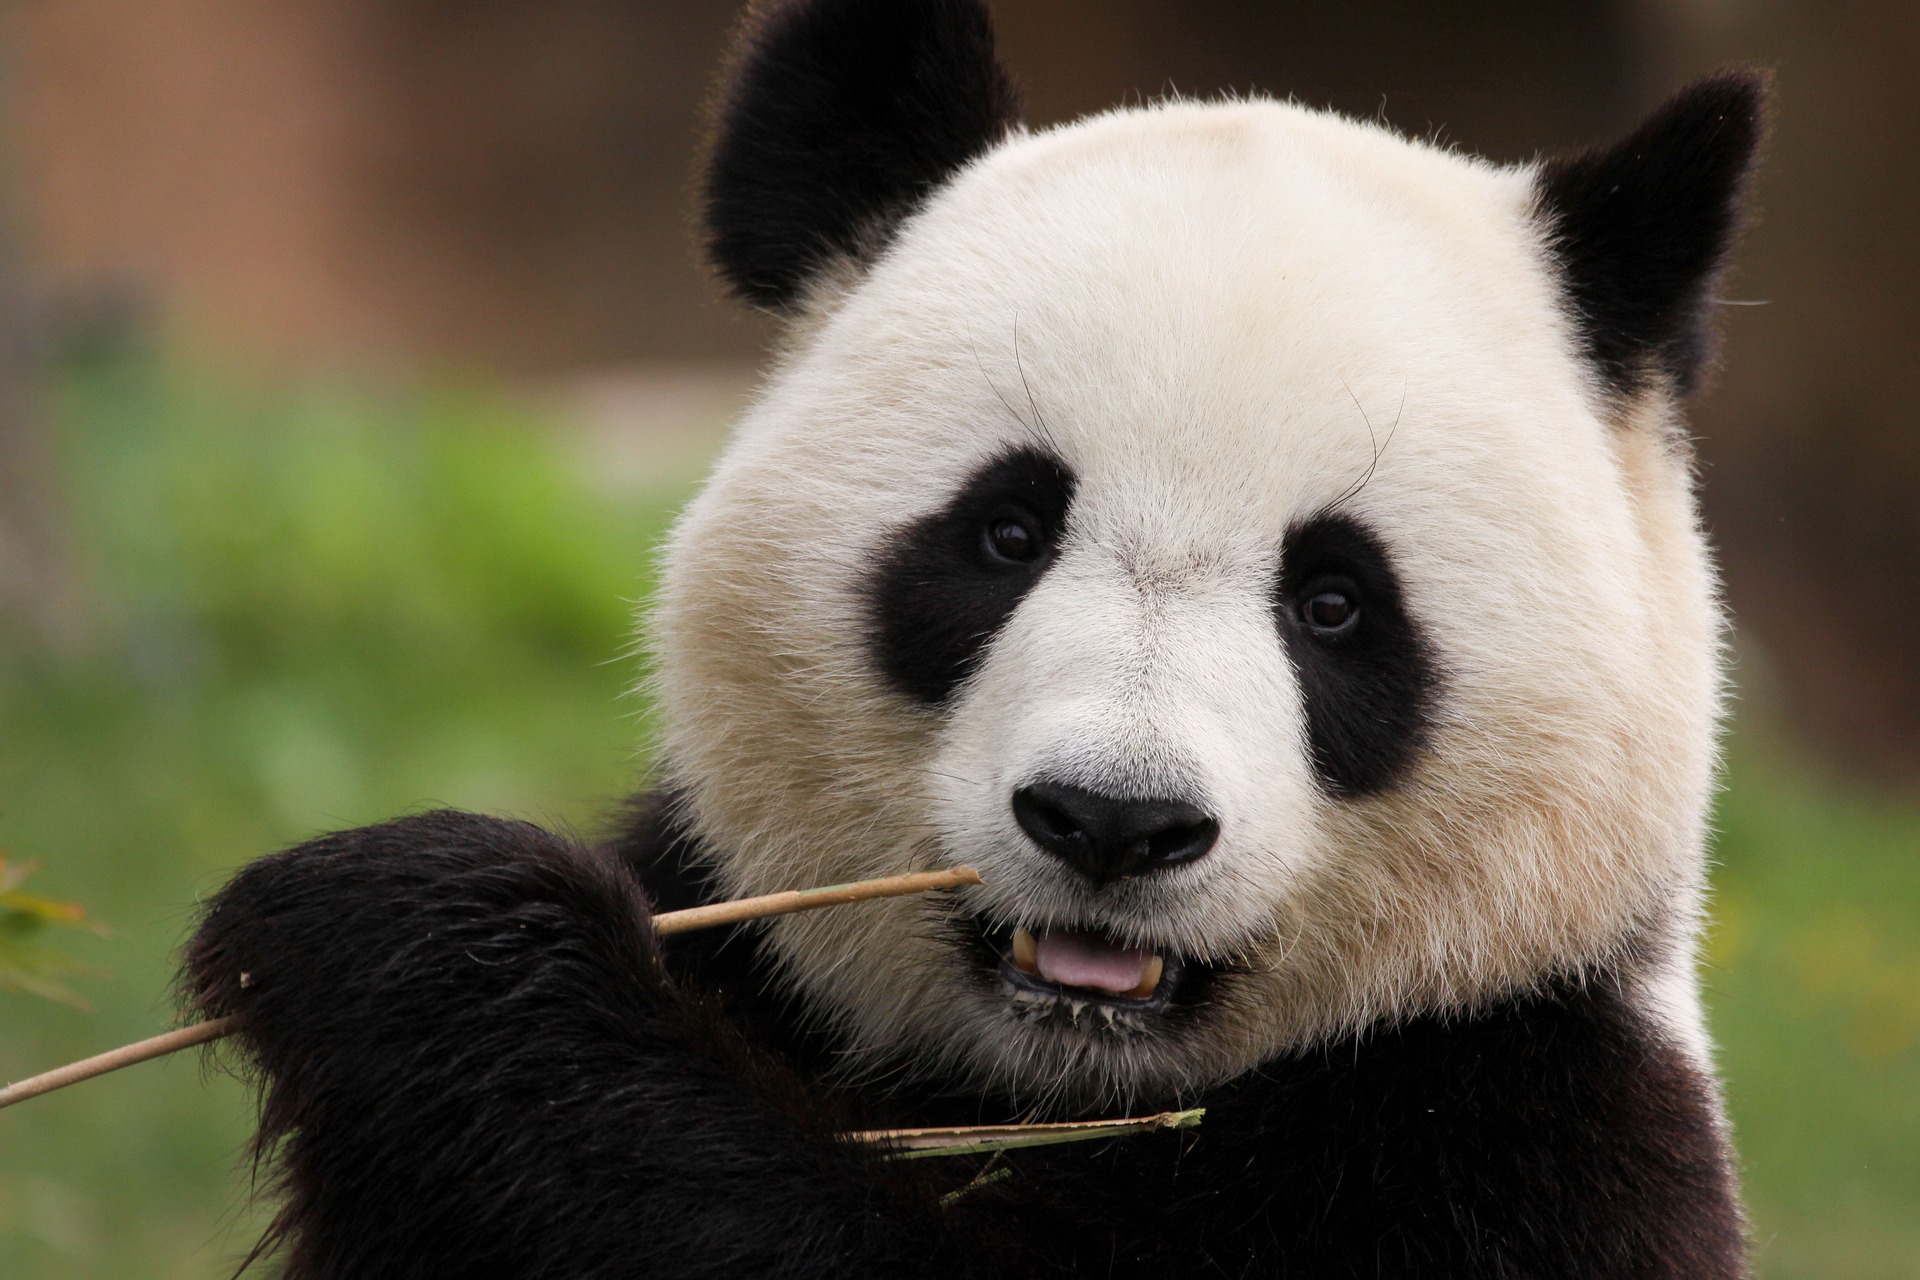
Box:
[1276,514,1439,796]
[867,448,1076,705]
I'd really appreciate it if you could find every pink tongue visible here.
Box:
[1034,928,1152,994]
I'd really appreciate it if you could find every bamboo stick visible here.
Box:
[0,864,982,1112]
[651,865,982,935]
[0,1017,238,1111]
[856,1108,1206,1158]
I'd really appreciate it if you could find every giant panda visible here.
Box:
[182,1,1767,1275]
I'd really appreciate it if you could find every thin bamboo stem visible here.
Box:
[0,864,982,1112]
[652,865,982,935]
[0,1017,237,1110]
[856,1108,1206,1158]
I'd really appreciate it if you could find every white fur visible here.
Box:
[653,98,1724,1105]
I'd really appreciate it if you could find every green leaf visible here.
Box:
[0,855,103,1009]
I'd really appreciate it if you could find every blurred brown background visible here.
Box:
[2,0,1915,780]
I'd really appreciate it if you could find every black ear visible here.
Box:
[1534,71,1769,398]
[704,0,1022,311]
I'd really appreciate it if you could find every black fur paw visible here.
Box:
[181,810,663,1087]
[176,812,959,1279]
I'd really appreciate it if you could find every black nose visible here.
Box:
[1011,781,1219,884]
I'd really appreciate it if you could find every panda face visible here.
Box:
[656,95,1733,1104]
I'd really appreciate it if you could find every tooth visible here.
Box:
[1128,954,1166,1000]
[1011,927,1039,975]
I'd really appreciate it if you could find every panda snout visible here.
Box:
[1010,781,1219,885]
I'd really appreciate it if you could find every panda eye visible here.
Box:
[983,513,1042,564]
[1299,578,1360,636]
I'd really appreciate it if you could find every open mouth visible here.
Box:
[972,918,1214,1022]
[1010,925,1170,1000]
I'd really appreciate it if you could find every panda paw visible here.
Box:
[181,809,667,1091]
[178,813,991,1278]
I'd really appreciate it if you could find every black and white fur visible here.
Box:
[184,2,1766,1274]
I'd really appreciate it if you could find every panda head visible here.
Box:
[656,0,1765,1104]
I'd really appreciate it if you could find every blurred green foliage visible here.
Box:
[1709,734,1920,1277]
[0,356,1915,1277]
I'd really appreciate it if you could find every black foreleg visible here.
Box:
[182,811,1017,1280]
